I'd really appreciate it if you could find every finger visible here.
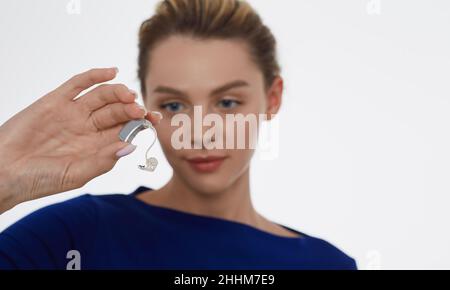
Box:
[54,67,118,100]
[96,111,159,147]
[77,83,137,111]
[145,111,163,126]
[97,124,123,147]
[89,102,147,131]
[74,141,136,187]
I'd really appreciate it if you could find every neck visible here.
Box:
[150,168,262,226]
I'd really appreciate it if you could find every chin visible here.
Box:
[188,176,229,195]
[184,173,232,195]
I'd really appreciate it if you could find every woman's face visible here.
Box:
[144,35,282,195]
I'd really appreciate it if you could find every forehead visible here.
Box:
[146,35,263,92]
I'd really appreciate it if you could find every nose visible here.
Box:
[189,105,219,150]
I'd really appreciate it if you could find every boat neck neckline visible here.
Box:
[126,186,308,242]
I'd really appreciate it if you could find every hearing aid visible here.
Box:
[118,119,158,172]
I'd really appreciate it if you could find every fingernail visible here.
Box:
[112,67,119,74]
[137,104,148,117]
[150,111,163,123]
[129,89,138,100]
[116,144,136,158]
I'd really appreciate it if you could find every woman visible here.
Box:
[0,0,356,269]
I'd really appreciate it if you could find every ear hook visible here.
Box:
[118,119,158,172]
[138,125,158,172]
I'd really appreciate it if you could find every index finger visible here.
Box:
[54,67,119,100]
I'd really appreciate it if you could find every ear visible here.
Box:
[265,76,283,120]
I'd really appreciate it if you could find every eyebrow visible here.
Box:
[152,80,249,98]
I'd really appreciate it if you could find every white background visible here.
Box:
[0,0,449,269]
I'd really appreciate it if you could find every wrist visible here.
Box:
[0,167,16,213]
[0,163,27,213]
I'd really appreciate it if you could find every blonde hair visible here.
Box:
[138,0,280,96]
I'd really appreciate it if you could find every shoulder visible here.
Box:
[300,232,357,270]
[13,193,128,225]
[0,193,131,269]
[0,193,130,241]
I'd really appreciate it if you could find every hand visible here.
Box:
[0,68,161,213]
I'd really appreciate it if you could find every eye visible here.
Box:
[217,99,241,109]
[160,101,186,113]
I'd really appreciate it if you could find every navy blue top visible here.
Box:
[0,186,356,270]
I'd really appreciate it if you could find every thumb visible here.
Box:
[74,142,136,186]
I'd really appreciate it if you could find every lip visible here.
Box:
[185,155,228,173]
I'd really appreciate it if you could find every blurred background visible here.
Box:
[0,0,449,269]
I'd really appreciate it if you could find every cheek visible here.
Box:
[226,148,254,177]
[155,122,177,154]
[237,97,267,120]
